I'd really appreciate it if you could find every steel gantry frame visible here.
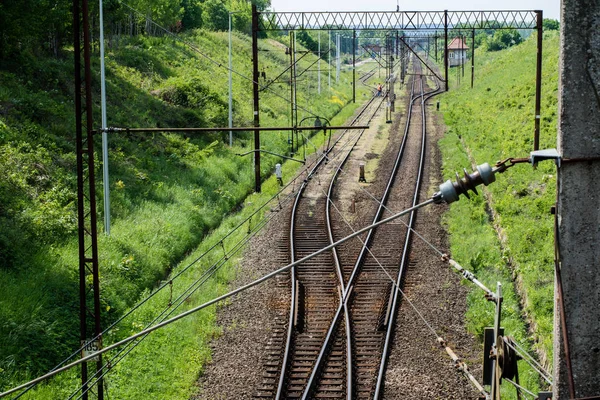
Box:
[67,6,543,398]
[253,8,544,164]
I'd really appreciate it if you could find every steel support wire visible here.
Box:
[68,213,272,400]
[118,0,321,120]
[305,62,423,398]
[321,173,487,399]
[504,340,552,385]
[275,93,384,399]
[399,37,444,82]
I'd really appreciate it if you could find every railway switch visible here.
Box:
[433,163,495,204]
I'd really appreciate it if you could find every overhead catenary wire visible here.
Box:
[12,138,314,398]
[0,199,436,399]
[8,86,388,400]
[118,0,323,119]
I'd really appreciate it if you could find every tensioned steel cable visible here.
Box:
[318,176,486,397]
[12,148,308,399]
[504,339,552,385]
[0,199,436,399]
[64,83,382,400]
[118,1,324,119]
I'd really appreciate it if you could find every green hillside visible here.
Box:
[0,26,372,397]
[440,30,559,393]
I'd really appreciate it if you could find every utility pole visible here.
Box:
[228,11,240,147]
[471,29,475,88]
[99,0,110,236]
[251,4,261,193]
[353,30,356,103]
[336,34,340,82]
[318,31,321,94]
[533,10,543,151]
[73,0,104,397]
[554,1,600,398]
[444,10,448,91]
[328,30,331,89]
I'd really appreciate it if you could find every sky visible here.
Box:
[270,0,561,21]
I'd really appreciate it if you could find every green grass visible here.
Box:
[438,30,559,395]
[0,28,373,397]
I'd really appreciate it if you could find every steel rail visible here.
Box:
[303,55,421,398]
[374,64,444,399]
[0,198,436,400]
[304,87,386,400]
[274,91,385,399]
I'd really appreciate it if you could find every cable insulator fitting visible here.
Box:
[433,163,496,204]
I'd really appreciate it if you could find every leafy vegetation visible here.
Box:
[439,30,560,393]
[0,17,374,397]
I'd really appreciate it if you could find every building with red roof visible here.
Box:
[447,37,469,67]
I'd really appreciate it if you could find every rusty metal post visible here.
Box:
[461,33,465,78]
[435,31,438,62]
[74,0,104,397]
[395,30,399,60]
[471,29,475,88]
[289,31,294,154]
[252,4,261,193]
[533,10,543,151]
[444,10,449,91]
[353,29,356,103]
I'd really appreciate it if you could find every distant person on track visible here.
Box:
[376,83,382,97]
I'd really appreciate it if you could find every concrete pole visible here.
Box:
[328,30,331,89]
[444,10,448,91]
[99,0,110,236]
[555,0,600,398]
[336,34,340,83]
[318,31,321,94]
[352,30,356,103]
[228,12,236,147]
[251,5,261,193]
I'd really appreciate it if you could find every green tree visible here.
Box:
[181,0,203,29]
[487,29,522,52]
[543,18,560,31]
[202,0,229,31]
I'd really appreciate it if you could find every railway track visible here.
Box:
[253,87,385,400]
[255,54,442,399]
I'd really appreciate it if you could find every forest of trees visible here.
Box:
[0,0,270,61]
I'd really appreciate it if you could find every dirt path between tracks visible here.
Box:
[194,85,482,399]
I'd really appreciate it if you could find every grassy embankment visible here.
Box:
[439,30,559,395]
[0,28,375,398]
